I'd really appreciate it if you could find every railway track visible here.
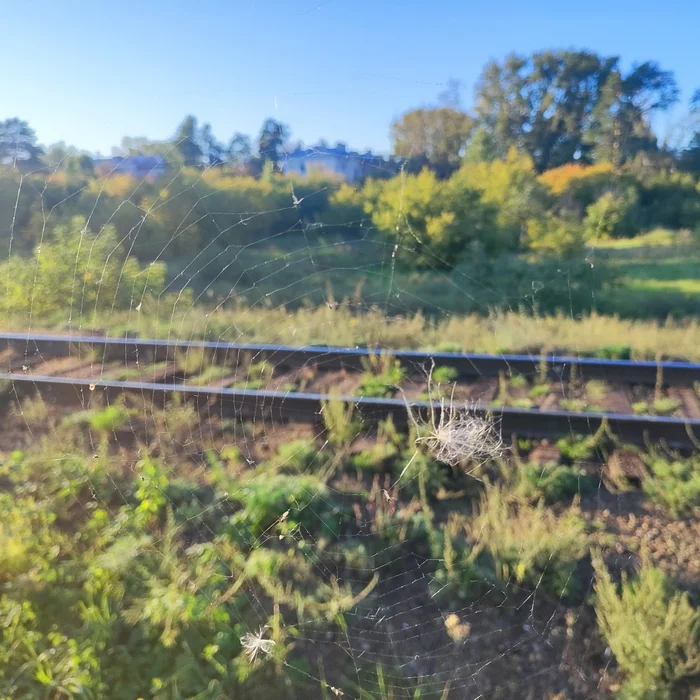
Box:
[1,332,700,448]
[1,330,699,384]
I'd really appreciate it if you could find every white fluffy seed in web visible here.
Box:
[240,626,275,664]
[412,399,503,467]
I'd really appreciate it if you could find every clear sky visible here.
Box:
[4,0,699,155]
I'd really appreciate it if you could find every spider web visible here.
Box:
[0,95,669,699]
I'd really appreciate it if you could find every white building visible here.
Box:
[94,154,167,181]
[282,143,390,183]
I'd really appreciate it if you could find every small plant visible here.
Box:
[509,374,528,390]
[651,396,680,416]
[595,344,632,360]
[13,395,49,428]
[175,345,208,376]
[585,380,608,405]
[470,486,588,598]
[89,404,131,433]
[358,353,405,398]
[529,382,550,398]
[267,439,321,474]
[233,360,273,390]
[321,395,362,448]
[557,432,601,462]
[350,441,398,473]
[431,365,458,385]
[632,401,649,415]
[593,552,700,699]
[513,461,597,503]
[642,454,700,517]
[559,397,588,413]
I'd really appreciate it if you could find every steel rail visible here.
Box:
[1,331,699,385]
[2,372,699,448]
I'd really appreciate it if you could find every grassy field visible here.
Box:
[593,229,700,317]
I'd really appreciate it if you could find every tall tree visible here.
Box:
[586,62,679,169]
[173,115,203,167]
[680,88,700,175]
[228,133,253,168]
[391,107,474,174]
[257,119,290,170]
[475,50,618,171]
[0,118,43,167]
[199,123,225,166]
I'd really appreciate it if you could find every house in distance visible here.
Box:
[282,143,395,183]
[94,153,167,181]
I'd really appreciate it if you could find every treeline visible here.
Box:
[0,47,699,320]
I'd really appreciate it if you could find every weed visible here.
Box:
[188,364,231,386]
[529,382,551,398]
[642,454,700,517]
[431,365,459,385]
[350,441,398,473]
[470,487,588,598]
[175,345,208,375]
[513,461,597,503]
[509,374,528,390]
[593,551,700,698]
[585,380,608,404]
[13,395,49,428]
[233,360,273,390]
[321,395,362,448]
[632,401,649,415]
[230,474,339,541]
[559,398,588,413]
[90,404,131,433]
[651,397,680,416]
[557,432,602,462]
[510,397,535,409]
[358,353,405,398]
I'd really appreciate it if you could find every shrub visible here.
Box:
[593,552,700,699]
[469,487,587,598]
[358,353,405,398]
[0,217,165,320]
[583,188,639,240]
[514,461,597,503]
[642,455,700,517]
[230,474,339,541]
[321,395,362,447]
[89,405,131,433]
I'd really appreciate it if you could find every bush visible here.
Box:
[643,455,700,517]
[513,461,597,503]
[0,217,165,319]
[593,552,700,699]
[230,474,339,541]
[469,487,588,598]
[583,188,639,240]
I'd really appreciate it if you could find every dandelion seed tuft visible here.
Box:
[240,625,275,664]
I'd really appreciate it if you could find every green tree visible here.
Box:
[258,118,290,170]
[0,118,43,168]
[173,115,203,167]
[474,51,678,172]
[199,123,226,166]
[475,50,617,170]
[391,107,474,174]
[228,132,253,168]
[587,62,679,168]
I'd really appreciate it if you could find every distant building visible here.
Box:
[94,153,167,181]
[282,143,393,183]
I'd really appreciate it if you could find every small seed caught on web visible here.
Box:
[89,383,96,391]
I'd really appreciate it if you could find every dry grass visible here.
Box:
[7,304,700,360]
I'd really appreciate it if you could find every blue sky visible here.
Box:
[5,0,699,155]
